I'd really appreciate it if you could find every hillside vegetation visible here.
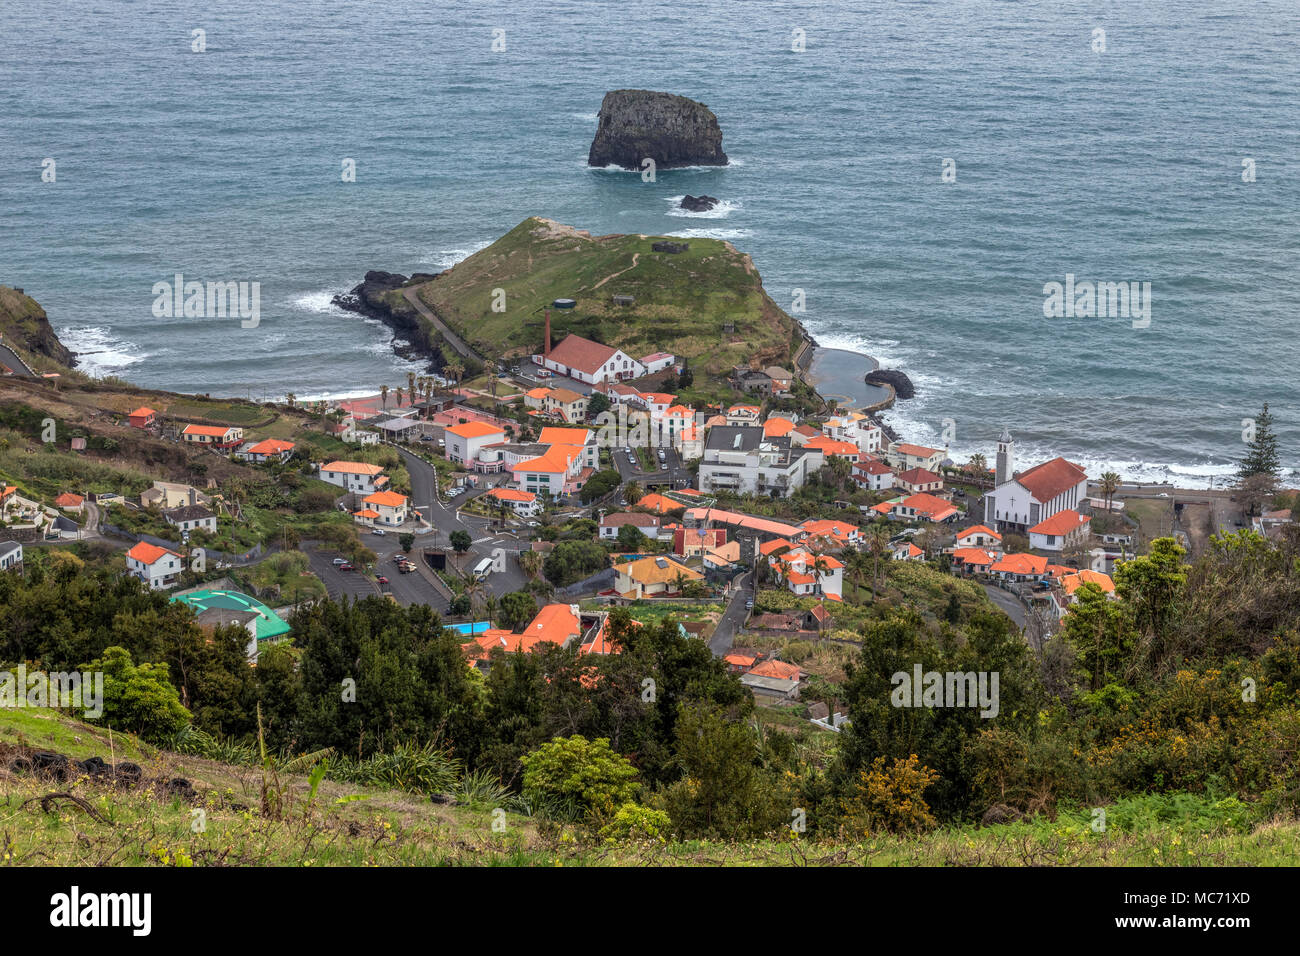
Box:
[385,218,801,378]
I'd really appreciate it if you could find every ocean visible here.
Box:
[2,0,1298,485]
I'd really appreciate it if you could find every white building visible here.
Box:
[162,504,218,536]
[318,461,389,495]
[697,426,816,499]
[982,432,1089,534]
[543,333,646,385]
[851,458,894,491]
[486,488,541,518]
[1028,509,1091,552]
[0,540,22,572]
[362,491,410,527]
[444,422,508,467]
[126,541,184,590]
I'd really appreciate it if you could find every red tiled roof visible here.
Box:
[1029,509,1089,536]
[446,421,506,439]
[126,541,180,565]
[990,552,1048,575]
[546,334,618,375]
[897,467,941,485]
[957,525,1001,542]
[1014,457,1088,503]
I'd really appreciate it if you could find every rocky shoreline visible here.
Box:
[331,271,443,371]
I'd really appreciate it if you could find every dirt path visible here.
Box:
[401,287,481,363]
[592,252,640,290]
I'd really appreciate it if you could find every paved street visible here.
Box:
[708,571,753,656]
[302,541,379,602]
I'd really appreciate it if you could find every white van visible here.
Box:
[472,557,494,581]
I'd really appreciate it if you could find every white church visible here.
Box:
[982,429,1089,534]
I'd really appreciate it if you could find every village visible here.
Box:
[0,303,1287,727]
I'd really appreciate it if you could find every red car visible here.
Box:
[376,575,389,585]
[339,563,354,572]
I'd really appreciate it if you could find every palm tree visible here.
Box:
[671,571,688,596]
[967,452,987,478]
[395,386,404,409]
[867,524,892,600]
[407,372,417,405]
[1099,471,1121,514]
[485,360,499,401]
[811,555,832,637]
[379,385,389,410]
[624,481,643,505]
[463,577,485,618]
[445,361,464,396]
[517,549,543,581]
[285,392,296,409]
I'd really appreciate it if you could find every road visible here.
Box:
[708,571,753,656]
[982,583,1028,631]
[302,541,379,602]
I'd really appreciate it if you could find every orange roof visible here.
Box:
[128,406,155,418]
[897,467,941,485]
[246,438,295,455]
[322,460,385,475]
[526,603,583,647]
[990,552,1049,576]
[952,547,995,566]
[513,445,579,474]
[763,418,796,437]
[664,404,693,419]
[537,426,592,446]
[724,652,760,668]
[182,424,236,437]
[363,490,408,508]
[446,421,506,439]
[900,493,958,521]
[615,555,702,586]
[353,508,381,519]
[490,488,537,503]
[636,493,683,515]
[728,404,760,414]
[639,392,677,405]
[1029,509,1089,536]
[855,458,892,475]
[799,519,859,540]
[894,442,942,458]
[1013,457,1088,503]
[749,659,801,681]
[54,493,85,507]
[547,333,620,375]
[806,437,860,458]
[759,537,793,556]
[684,507,803,539]
[957,525,1001,542]
[1,486,16,498]
[126,541,181,565]
[1062,569,1115,595]
[525,387,550,399]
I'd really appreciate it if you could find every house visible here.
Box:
[698,426,816,498]
[600,511,660,541]
[1252,509,1293,540]
[126,541,184,590]
[1061,569,1117,597]
[632,493,684,516]
[892,542,925,561]
[234,438,296,463]
[1028,509,1091,552]
[640,351,676,375]
[770,547,844,600]
[512,444,582,498]
[956,525,1002,548]
[724,650,762,672]
[674,419,704,461]
[741,659,802,699]
[823,412,883,454]
[613,555,703,599]
[878,492,959,523]
[53,492,85,512]
[363,490,410,526]
[735,369,772,395]
[951,547,996,573]
[851,458,894,491]
[702,540,741,569]
[162,504,217,535]
[983,435,1089,533]
[319,461,388,495]
[798,519,863,549]
[789,424,823,447]
[805,436,862,462]
[989,552,1049,582]
[141,482,211,510]
[685,507,803,543]
[885,442,945,471]
[328,416,379,445]
[531,387,588,424]
[764,367,794,395]
[537,426,599,470]
[444,421,507,466]
[486,487,541,518]
[726,404,762,427]
[895,467,943,495]
[127,406,156,429]
[0,539,22,572]
[763,416,797,439]
[542,333,646,384]
[674,526,726,558]
[181,424,244,448]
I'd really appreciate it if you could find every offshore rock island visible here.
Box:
[588,90,728,170]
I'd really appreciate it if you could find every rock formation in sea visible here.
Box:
[331,271,441,369]
[866,368,915,399]
[0,285,76,367]
[680,195,719,212]
[588,90,728,170]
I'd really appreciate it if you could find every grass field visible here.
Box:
[388,218,800,382]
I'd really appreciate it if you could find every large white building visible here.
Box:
[542,333,646,385]
[982,432,1089,534]
[697,426,819,498]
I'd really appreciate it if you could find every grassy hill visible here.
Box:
[4,707,1293,867]
[384,218,803,380]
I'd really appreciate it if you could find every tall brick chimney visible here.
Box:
[543,309,551,358]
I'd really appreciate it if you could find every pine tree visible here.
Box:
[1238,402,1281,480]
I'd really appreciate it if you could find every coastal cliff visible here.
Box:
[0,285,76,368]
[588,90,727,170]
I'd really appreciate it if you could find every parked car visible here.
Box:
[339,563,354,572]
[332,557,347,565]
[371,528,386,535]
[376,575,389,585]
[745,599,754,609]
[393,554,407,562]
